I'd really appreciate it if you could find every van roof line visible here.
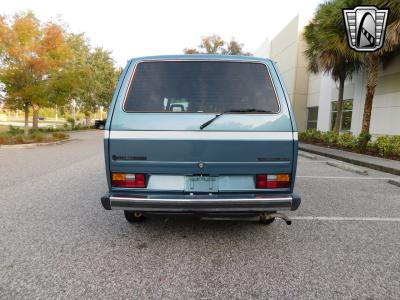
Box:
[127,54,273,63]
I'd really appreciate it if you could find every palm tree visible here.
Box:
[304,0,363,134]
[361,0,400,134]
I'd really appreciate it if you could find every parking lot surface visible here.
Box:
[1,131,400,299]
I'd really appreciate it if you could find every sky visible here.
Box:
[3,0,321,67]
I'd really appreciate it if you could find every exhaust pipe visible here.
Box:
[259,212,292,225]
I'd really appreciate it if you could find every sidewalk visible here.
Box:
[299,143,400,176]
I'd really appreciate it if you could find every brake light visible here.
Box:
[256,174,290,189]
[112,173,146,188]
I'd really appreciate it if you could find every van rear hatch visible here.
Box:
[108,59,295,191]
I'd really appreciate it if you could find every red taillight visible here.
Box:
[256,174,290,189]
[112,173,146,188]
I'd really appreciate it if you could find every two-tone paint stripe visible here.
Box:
[108,130,297,141]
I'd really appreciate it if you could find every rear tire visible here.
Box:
[124,211,146,223]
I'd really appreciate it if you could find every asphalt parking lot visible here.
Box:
[1,130,400,299]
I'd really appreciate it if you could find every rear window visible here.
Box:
[124,61,279,113]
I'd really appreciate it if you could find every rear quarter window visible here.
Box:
[124,61,279,113]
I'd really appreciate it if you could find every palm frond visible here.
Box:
[302,0,363,82]
[379,20,400,55]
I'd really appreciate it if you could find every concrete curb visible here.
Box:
[387,179,400,188]
[326,161,368,175]
[299,145,400,176]
[0,138,72,149]
[298,152,318,160]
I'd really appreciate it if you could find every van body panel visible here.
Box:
[109,131,293,176]
[104,61,132,190]
[270,61,299,190]
[103,55,301,214]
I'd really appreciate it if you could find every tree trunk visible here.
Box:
[333,74,345,134]
[24,104,29,137]
[361,54,379,134]
[85,113,91,127]
[32,104,39,129]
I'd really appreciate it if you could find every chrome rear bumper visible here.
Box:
[101,192,301,212]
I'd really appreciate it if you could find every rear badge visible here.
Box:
[198,162,204,169]
[112,155,147,161]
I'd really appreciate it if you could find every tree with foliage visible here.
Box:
[79,47,120,125]
[360,0,400,134]
[0,12,69,136]
[0,12,121,133]
[304,0,363,134]
[184,34,252,55]
[46,33,91,114]
[55,33,120,125]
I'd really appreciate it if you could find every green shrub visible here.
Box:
[299,130,341,144]
[299,129,323,143]
[0,129,69,145]
[66,117,75,129]
[357,132,371,149]
[44,126,68,133]
[52,132,68,139]
[8,125,23,135]
[15,134,25,144]
[29,128,41,135]
[320,131,339,144]
[337,132,357,149]
[372,136,400,158]
[299,129,400,159]
[0,132,12,144]
[29,131,46,142]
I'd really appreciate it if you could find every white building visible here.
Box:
[255,15,400,135]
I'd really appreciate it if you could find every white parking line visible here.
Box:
[297,175,396,180]
[292,216,400,222]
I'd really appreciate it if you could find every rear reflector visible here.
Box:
[256,174,290,189]
[112,173,146,188]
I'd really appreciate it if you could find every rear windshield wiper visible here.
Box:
[200,109,273,130]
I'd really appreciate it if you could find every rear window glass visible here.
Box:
[124,61,279,113]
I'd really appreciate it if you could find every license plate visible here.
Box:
[185,176,219,192]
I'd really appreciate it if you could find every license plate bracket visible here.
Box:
[185,176,219,192]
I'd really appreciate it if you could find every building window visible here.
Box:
[331,99,353,131]
[307,106,319,130]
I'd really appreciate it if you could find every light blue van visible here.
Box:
[101,55,301,224]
